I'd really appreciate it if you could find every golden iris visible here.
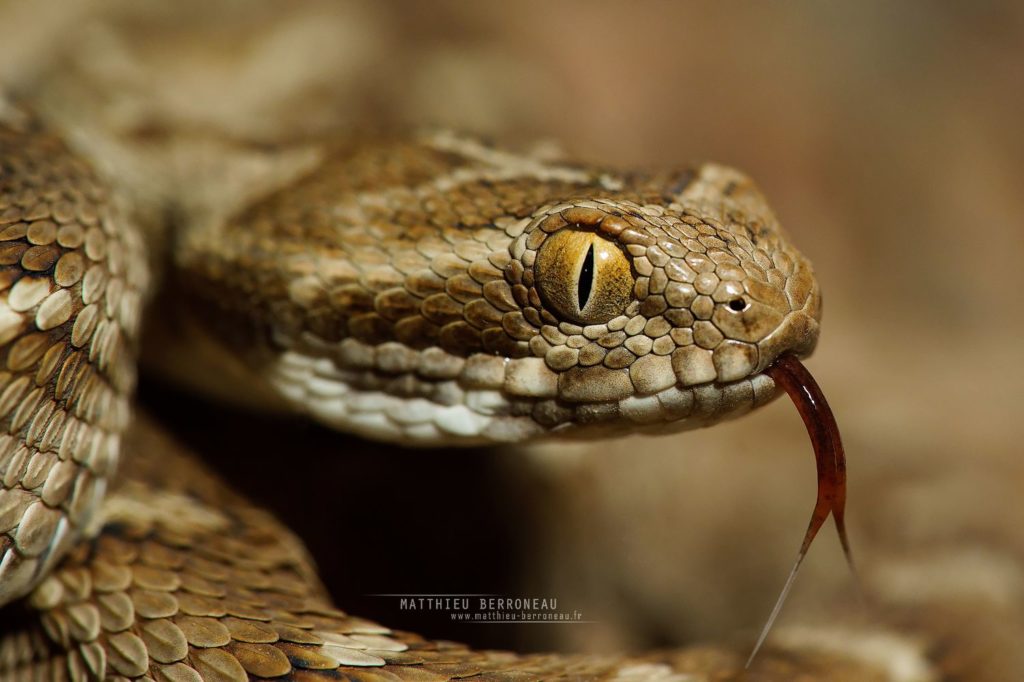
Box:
[534,228,634,324]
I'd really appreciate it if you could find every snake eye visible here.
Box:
[535,228,634,324]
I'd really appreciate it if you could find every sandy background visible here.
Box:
[1,1,1022,679]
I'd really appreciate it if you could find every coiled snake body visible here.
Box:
[0,99,839,680]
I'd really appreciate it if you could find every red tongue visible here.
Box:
[745,354,859,667]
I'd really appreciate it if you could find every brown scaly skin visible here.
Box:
[0,113,871,680]
[0,109,147,606]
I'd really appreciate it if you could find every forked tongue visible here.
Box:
[745,354,860,668]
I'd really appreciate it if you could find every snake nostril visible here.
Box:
[728,297,748,312]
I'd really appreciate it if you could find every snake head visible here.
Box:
[177,135,821,443]
[500,162,822,436]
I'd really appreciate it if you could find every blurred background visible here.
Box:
[1,1,1022,679]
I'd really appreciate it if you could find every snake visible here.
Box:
[0,93,859,680]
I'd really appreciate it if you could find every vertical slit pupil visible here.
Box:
[577,243,595,311]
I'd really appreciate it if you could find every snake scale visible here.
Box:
[0,91,854,681]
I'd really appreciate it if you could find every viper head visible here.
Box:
[177,134,821,443]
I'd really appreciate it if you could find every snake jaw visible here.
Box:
[745,354,860,667]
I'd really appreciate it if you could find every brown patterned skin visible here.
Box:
[0,113,855,680]
[0,109,147,606]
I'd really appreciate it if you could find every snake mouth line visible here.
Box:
[746,354,860,667]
